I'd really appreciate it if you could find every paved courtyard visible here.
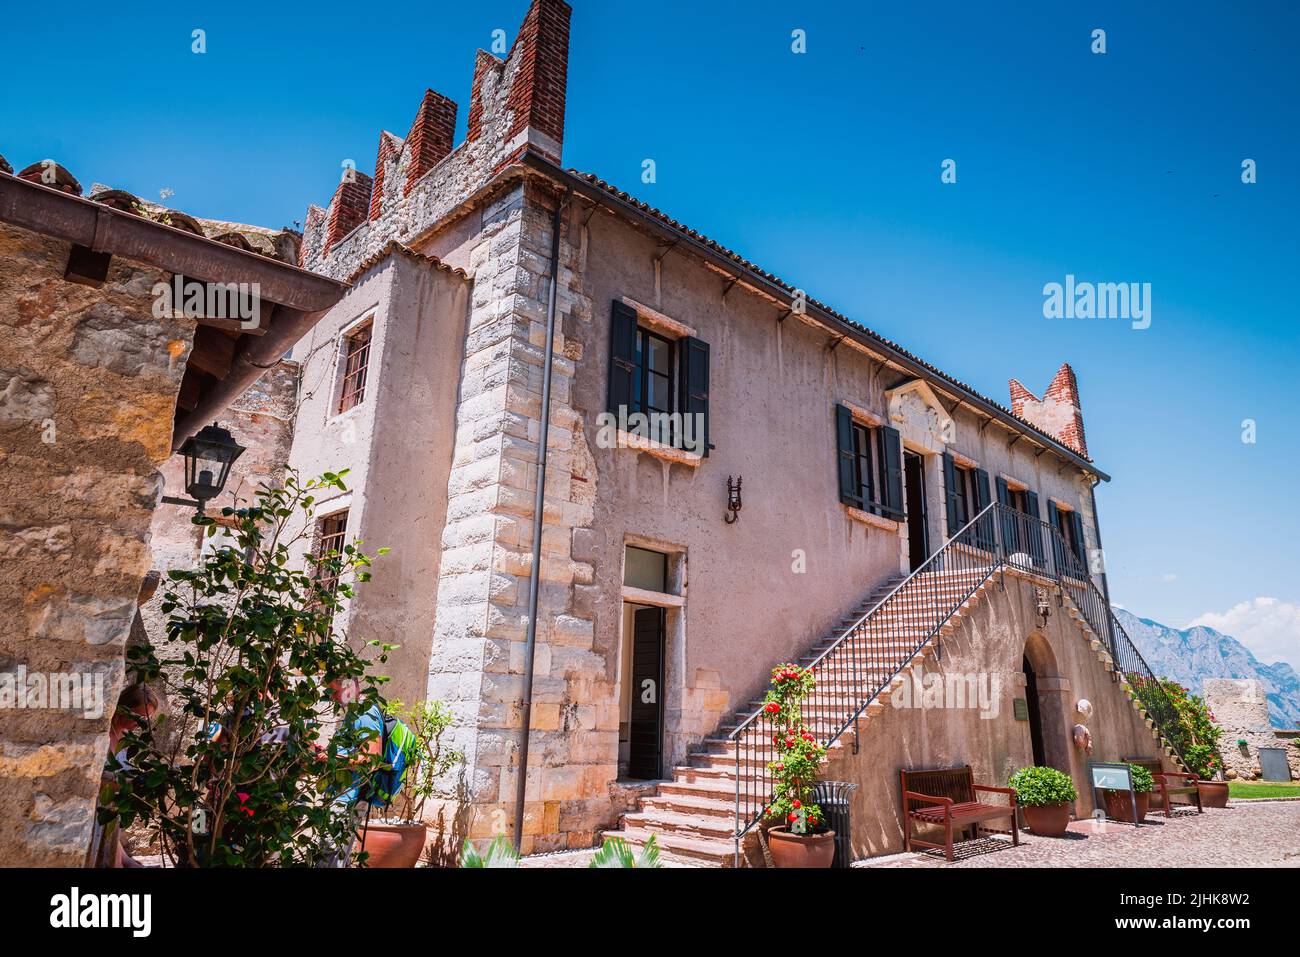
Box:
[856,800,1300,868]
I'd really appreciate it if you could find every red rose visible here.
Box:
[788,812,797,822]
[792,799,801,809]
[764,702,780,715]
[785,736,796,747]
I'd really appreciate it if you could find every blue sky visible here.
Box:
[3,1,1297,665]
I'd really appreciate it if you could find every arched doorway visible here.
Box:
[1021,633,1069,773]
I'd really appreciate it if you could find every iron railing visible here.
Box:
[730,501,1184,859]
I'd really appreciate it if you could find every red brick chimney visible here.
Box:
[404,90,458,195]
[1009,362,1089,458]
[324,170,373,253]
[502,0,572,163]
[370,131,402,221]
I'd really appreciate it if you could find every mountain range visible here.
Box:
[1115,606,1300,729]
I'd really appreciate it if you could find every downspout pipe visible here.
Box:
[513,186,572,850]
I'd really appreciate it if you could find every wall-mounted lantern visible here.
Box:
[163,422,245,514]
[724,475,742,524]
[1034,586,1052,626]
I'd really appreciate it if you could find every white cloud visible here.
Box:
[1161,573,1178,583]
[1188,598,1300,671]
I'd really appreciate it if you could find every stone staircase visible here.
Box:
[601,566,1002,867]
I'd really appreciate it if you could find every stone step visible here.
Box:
[619,809,734,840]
[640,791,736,819]
[657,777,751,801]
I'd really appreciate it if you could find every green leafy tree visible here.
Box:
[761,663,827,833]
[109,471,393,867]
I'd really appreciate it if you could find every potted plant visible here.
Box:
[1102,763,1154,823]
[1009,766,1076,837]
[359,699,462,867]
[760,663,835,867]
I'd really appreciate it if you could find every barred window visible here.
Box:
[314,510,349,595]
[338,323,372,413]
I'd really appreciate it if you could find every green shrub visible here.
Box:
[1009,766,1077,806]
[1127,763,1154,793]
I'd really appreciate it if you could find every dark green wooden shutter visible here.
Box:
[835,405,863,509]
[1047,500,1064,572]
[877,425,904,519]
[1024,490,1044,566]
[1069,510,1086,565]
[678,336,710,456]
[608,300,638,417]
[973,468,993,549]
[942,452,961,536]
[995,476,1012,507]
[995,477,1016,552]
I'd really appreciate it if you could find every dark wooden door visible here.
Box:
[1023,655,1046,767]
[904,452,929,572]
[628,606,666,780]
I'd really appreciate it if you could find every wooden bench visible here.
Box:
[1124,757,1203,817]
[900,765,1019,861]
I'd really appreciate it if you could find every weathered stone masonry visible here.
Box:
[293,0,618,852]
[0,222,191,866]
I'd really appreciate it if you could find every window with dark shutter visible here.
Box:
[609,300,711,454]
[678,336,710,456]
[877,426,905,520]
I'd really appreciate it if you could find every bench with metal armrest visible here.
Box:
[900,765,1019,861]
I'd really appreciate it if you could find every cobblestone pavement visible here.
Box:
[855,800,1300,868]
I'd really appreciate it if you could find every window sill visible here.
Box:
[845,506,901,532]
[615,429,703,467]
[621,584,685,608]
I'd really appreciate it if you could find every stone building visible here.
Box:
[0,0,1190,868]
[1203,679,1299,782]
[0,157,346,865]
[275,0,1186,863]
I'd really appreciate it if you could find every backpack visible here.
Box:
[360,709,417,810]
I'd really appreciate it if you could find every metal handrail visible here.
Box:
[730,501,1186,851]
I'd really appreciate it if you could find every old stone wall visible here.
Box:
[0,222,193,866]
[1203,678,1300,781]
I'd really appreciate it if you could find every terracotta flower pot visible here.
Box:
[766,826,836,868]
[1197,780,1230,809]
[1103,790,1150,823]
[1022,801,1072,837]
[358,821,427,868]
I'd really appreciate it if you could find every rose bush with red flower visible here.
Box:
[760,663,826,834]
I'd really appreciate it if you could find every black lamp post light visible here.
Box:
[163,422,245,513]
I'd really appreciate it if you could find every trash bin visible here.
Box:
[813,780,857,868]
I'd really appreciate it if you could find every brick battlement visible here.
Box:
[300,0,572,279]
